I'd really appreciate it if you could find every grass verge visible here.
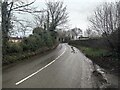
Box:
[3,43,58,66]
[70,44,119,75]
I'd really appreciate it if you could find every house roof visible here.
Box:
[9,37,22,40]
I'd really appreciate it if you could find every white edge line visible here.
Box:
[15,47,66,85]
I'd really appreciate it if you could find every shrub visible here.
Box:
[33,27,44,35]
[3,27,58,65]
[3,55,18,64]
[43,33,54,47]
[6,42,23,54]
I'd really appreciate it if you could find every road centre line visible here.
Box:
[15,46,66,86]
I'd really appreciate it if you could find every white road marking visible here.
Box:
[15,47,66,85]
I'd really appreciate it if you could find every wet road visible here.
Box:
[3,43,97,88]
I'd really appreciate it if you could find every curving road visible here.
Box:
[3,43,98,88]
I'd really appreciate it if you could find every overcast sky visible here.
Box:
[12,0,117,37]
[30,0,117,31]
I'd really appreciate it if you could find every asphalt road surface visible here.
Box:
[3,43,99,88]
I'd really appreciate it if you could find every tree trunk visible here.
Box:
[2,2,9,56]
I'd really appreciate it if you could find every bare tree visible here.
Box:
[34,13,45,28]
[33,10,49,31]
[86,28,92,37]
[46,1,68,31]
[88,2,119,50]
[117,1,120,27]
[1,0,40,55]
[116,1,120,44]
[89,2,119,36]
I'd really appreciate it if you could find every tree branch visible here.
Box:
[12,0,36,10]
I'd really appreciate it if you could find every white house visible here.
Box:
[69,27,83,40]
[9,37,22,43]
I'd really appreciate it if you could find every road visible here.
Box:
[3,43,98,88]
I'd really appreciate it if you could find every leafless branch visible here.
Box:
[46,1,68,31]
[12,0,36,10]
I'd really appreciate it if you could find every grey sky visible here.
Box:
[12,0,117,37]
[64,0,117,30]
[29,0,117,31]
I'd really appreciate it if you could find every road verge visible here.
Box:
[69,43,119,89]
[3,43,59,67]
